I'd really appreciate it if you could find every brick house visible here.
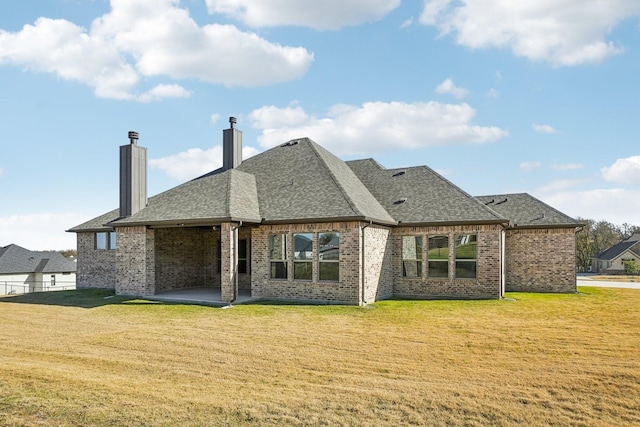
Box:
[68,118,581,305]
[0,244,76,295]
[591,233,640,274]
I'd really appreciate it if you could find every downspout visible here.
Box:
[231,221,242,304]
[360,221,373,306]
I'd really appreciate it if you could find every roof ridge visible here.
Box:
[307,141,361,217]
[419,165,506,222]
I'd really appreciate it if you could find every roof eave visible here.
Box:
[108,216,262,228]
[397,219,509,227]
[261,216,397,227]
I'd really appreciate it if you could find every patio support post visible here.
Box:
[220,222,238,303]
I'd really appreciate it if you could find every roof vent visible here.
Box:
[281,140,300,148]
[393,198,407,205]
[392,170,406,177]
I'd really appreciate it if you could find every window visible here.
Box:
[294,233,313,280]
[269,234,288,279]
[402,236,422,277]
[455,234,477,279]
[96,232,117,250]
[238,239,248,274]
[428,235,449,278]
[319,232,340,281]
[50,275,56,286]
[96,232,107,250]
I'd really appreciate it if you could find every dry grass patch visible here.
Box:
[0,287,638,426]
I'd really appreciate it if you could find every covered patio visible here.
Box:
[149,287,255,306]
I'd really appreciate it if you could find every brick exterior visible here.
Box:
[251,222,362,304]
[363,225,393,303]
[392,225,503,299]
[505,227,577,292]
[115,226,155,296]
[77,221,576,302]
[76,232,116,289]
[154,227,216,292]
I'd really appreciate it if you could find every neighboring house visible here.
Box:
[68,118,582,305]
[591,233,640,274]
[0,244,77,295]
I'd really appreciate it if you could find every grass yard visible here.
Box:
[0,288,638,426]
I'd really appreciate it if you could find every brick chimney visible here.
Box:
[119,131,147,217]
[222,117,242,171]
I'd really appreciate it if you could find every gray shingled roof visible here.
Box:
[110,169,260,227]
[475,193,582,228]
[71,137,582,233]
[236,139,395,224]
[593,240,640,261]
[0,244,76,274]
[347,159,507,225]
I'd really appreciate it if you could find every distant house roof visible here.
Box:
[0,244,76,275]
[593,240,640,261]
[475,193,583,229]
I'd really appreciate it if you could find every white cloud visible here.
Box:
[434,78,469,99]
[205,0,400,30]
[601,155,640,185]
[138,84,191,103]
[0,0,313,100]
[419,1,640,66]
[551,163,584,171]
[520,161,542,172]
[0,213,85,250]
[249,101,508,155]
[150,145,260,181]
[0,167,5,176]
[400,18,414,29]
[538,188,640,225]
[532,123,558,134]
[210,114,221,124]
[486,88,499,98]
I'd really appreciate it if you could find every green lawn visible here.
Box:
[0,287,638,426]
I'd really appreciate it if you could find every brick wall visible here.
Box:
[251,222,362,304]
[506,227,576,292]
[154,227,216,292]
[115,226,155,296]
[392,225,503,299]
[363,225,393,303]
[76,232,116,289]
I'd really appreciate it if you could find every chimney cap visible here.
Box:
[128,131,139,144]
[229,116,237,128]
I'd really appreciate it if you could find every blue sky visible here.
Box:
[1,0,639,250]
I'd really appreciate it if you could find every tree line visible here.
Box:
[575,218,639,273]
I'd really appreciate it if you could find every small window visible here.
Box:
[269,234,288,279]
[428,235,449,278]
[455,234,477,279]
[50,275,56,286]
[319,232,340,281]
[402,236,422,277]
[238,239,248,274]
[96,232,107,250]
[294,233,313,280]
[96,232,116,250]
